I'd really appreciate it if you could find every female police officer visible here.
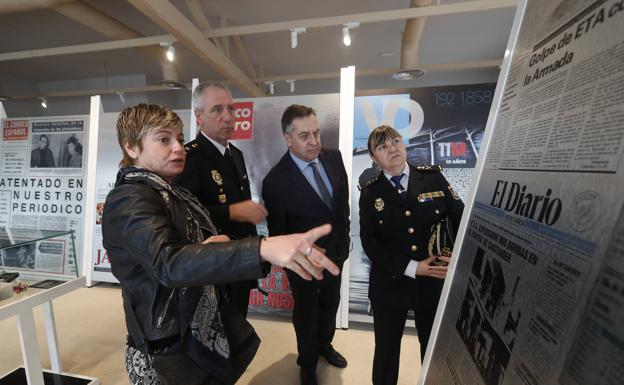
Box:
[359,125,464,385]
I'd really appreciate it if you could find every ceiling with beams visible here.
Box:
[0,0,517,114]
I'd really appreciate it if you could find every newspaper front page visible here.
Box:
[0,117,87,277]
[424,1,624,384]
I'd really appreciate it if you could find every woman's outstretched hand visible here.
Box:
[259,224,340,281]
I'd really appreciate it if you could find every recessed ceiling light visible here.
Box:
[392,69,427,80]
[379,52,396,57]
[157,80,186,89]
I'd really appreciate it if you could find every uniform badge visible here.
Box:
[218,194,227,203]
[374,198,384,211]
[448,186,460,200]
[211,170,223,185]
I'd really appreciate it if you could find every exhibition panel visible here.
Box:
[422,1,624,384]
[0,116,89,281]
[349,86,495,323]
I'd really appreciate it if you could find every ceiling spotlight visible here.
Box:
[265,81,275,95]
[290,27,306,49]
[160,42,175,62]
[342,27,351,46]
[40,97,47,109]
[342,22,359,47]
[166,44,175,62]
[286,80,295,93]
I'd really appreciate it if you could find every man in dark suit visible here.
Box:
[176,81,268,317]
[262,105,350,385]
[359,125,464,385]
[30,134,55,168]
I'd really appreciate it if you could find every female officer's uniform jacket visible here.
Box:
[359,165,464,309]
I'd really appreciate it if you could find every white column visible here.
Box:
[337,65,356,329]
[189,78,199,138]
[82,95,102,286]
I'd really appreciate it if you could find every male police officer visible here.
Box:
[176,81,267,317]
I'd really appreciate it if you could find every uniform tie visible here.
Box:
[309,162,333,209]
[223,147,233,160]
[390,174,407,200]
[223,146,238,177]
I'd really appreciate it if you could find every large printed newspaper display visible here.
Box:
[422,1,624,385]
[0,116,87,277]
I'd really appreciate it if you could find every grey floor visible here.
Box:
[0,284,422,384]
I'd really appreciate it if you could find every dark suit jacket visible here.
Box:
[175,133,256,239]
[359,166,464,309]
[262,149,350,264]
[30,148,55,168]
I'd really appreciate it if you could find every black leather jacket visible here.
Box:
[102,168,265,348]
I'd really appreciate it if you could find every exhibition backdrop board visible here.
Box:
[234,94,340,315]
[0,116,88,278]
[422,1,624,385]
[348,86,495,322]
[89,110,192,283]
[89,94,340,316]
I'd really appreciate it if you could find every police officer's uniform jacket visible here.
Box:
[175,133,258,315]
[359,164,464,310]
[176,132,256,238]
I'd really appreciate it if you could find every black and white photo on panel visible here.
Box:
[1,242,36,270]
[30,133,83,169]
[455,246,524,385]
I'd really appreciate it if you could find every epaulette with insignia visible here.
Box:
[184,142,200,154]
[414,164,443,172]
[358,176,380,191]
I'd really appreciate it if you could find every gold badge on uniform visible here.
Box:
[211,170,223,185]
[374,198,385,211]
[218,194,227,203]
[448,186,460,200]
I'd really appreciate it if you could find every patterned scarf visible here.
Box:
[122,169,230,358]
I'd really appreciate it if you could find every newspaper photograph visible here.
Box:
[29,119,85,175]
